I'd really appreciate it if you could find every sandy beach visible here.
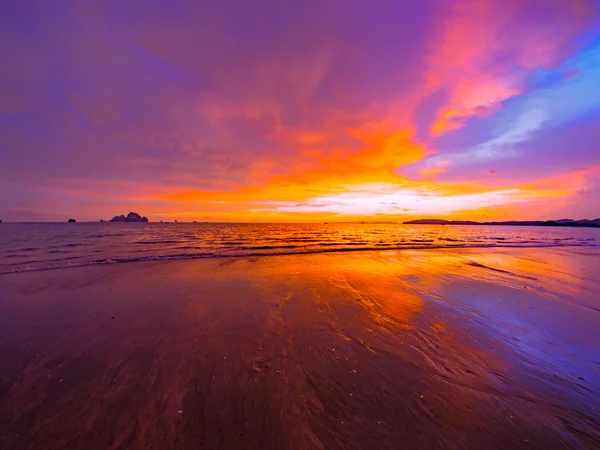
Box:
[1,247,599,449]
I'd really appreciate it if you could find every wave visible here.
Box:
[0,241,596,275]
[266,238,324,243]
[241,244,299,250]
[133,240,182,245]
[47,242,89,249]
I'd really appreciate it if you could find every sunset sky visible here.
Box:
[1,0,599,222]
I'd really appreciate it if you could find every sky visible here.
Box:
[1,0,600,222]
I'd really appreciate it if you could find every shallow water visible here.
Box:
[1,222,598,273]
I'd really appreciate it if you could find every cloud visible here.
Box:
[422,0,596,136]
[407,40,600,181]
[0,0,598,221]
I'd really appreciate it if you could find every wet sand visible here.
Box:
[1,247,599,449]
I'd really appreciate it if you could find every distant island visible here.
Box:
[109,212,149,223]
[404,218,600,228]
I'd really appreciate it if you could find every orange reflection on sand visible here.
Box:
[2,247,600,448]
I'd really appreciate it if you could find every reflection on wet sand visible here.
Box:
[0,247,599,449]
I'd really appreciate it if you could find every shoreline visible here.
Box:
[1,247,599,449]
[1,241,597,276]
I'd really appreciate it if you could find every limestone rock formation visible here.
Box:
[109,212,149,223]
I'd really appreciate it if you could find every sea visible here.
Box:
[1,222,598,274]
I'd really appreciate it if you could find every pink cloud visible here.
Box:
[423,0,595,136]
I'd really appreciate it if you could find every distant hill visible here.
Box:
[403,219,448,225]
[403,218,600,228]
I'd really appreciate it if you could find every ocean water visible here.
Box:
[0,222,598,274]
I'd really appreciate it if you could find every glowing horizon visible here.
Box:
[1,1,599,222]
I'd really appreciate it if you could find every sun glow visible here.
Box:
[269,184,523,216]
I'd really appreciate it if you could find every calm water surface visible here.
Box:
[1,222,598,273]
